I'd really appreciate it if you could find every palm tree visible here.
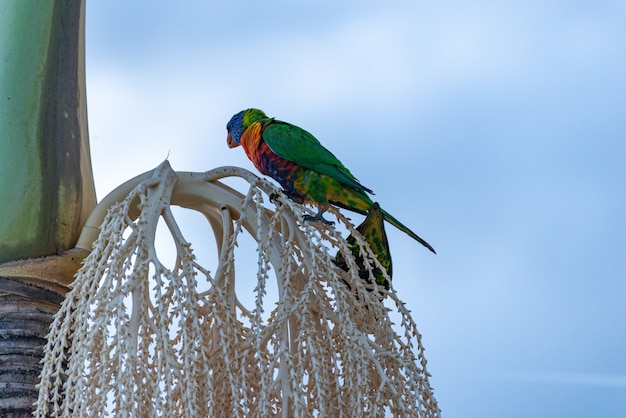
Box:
[0,1,94,415]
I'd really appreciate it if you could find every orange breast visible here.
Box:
[240,122,263,162]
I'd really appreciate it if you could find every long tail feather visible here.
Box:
[379,207,436,254]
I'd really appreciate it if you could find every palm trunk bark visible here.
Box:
[0,291,64,416]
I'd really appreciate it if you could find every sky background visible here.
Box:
[85,1,626,416]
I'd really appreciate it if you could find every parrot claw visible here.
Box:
[303,211,335,226]
[269,193,281,204]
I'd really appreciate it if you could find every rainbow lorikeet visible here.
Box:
[333,202,393,294]
[226,108,435,254]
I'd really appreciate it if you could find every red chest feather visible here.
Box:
[240,123,298,179]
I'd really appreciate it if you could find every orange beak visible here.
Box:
[226,133,239,148]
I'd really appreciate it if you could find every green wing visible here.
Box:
[262,120,373,194]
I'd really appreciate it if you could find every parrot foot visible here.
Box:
[269,193,281,204]
[303,210,335,226]
[283,190,305,204]
[270,190,305,205]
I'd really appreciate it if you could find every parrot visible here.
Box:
[333,202,393,295]
[226,108,435,254]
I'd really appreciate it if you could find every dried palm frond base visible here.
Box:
[34,161,440,418]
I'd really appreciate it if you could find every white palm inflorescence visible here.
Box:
[35,161,439,418]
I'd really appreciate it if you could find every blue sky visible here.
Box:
[85,1,626,416]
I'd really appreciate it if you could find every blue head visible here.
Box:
[226,108,267,148]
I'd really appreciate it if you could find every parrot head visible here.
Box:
[226,108,267,148]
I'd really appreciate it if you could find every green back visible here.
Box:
[262,121,372,193]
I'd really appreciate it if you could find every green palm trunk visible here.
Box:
[0,1,95,415]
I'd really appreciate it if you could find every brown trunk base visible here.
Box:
[0,287,63,417]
